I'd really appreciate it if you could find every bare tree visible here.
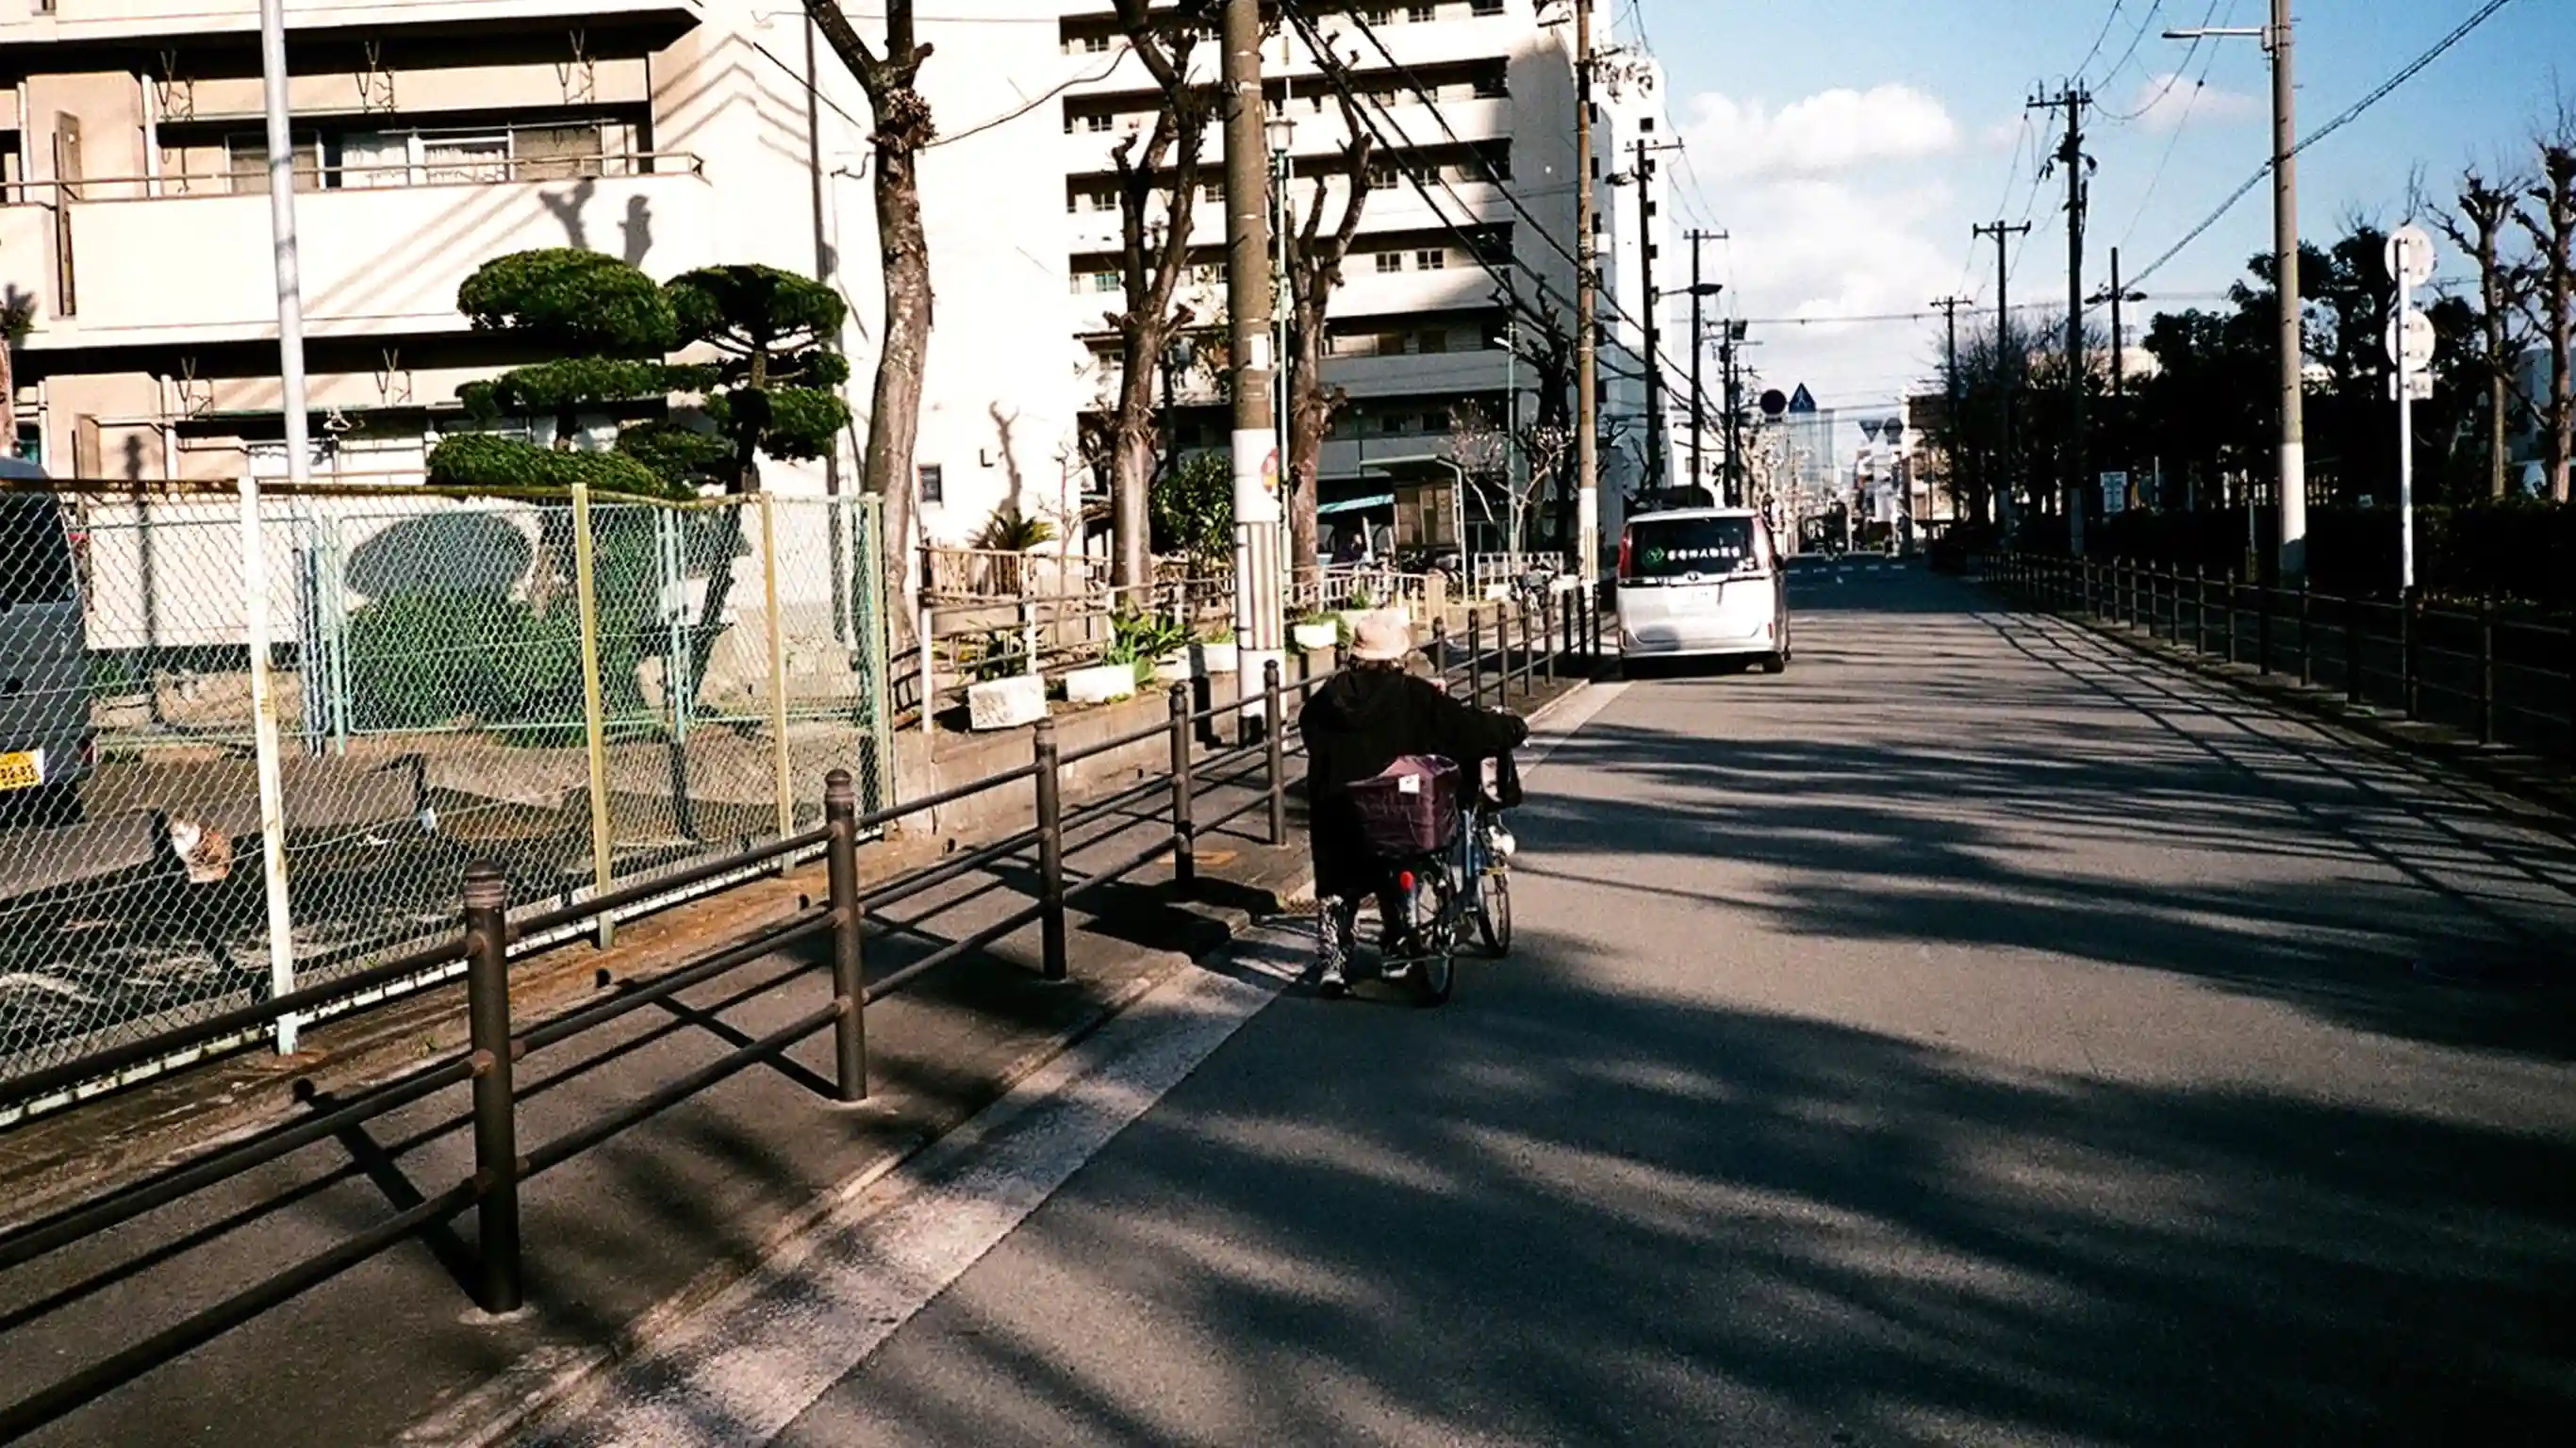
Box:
[2424,164,2537,499]
[804,0,936,637]
[1282,79,1376,584]
[2518,114,2576,502]
[1104,0,1217,590]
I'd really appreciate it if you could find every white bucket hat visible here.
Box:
[1347,609,1412,663]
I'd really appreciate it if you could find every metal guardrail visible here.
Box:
[0,587,1616,1439]
[1978,553,2576,761]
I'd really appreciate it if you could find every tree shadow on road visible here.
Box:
[794,929,2576,1446]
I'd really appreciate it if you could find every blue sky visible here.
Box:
[1632,0,2576,416]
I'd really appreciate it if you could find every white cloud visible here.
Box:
[2124,73,2264,131]
[1680,84,1961,181]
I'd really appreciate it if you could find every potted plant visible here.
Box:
[1290,612,1341,652]
[1194,624,1240,675]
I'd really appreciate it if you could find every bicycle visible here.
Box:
[1327,757,1516,1007]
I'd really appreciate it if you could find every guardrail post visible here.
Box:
[824,769,867,1102]
[2479,597,2498,746]
[1468,603,1486,706]
[1264,659,1288,847]
[2296,579,2313,687]
[2345,589,2363,706]
[2255,571,2273,675]
[1032,718,1067,981]
[1432,614,1452,697]
[462,863,521,1316]
[1539,592,1555,685]
[2401,589,2420,718]
[1167,683,1196,896]
[2225,570,2240,665]
[2193,565,2207,652]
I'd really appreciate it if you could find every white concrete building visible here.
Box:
[0,0,1653,556]
[1053,0,1649,557]
[0,0,1084,536]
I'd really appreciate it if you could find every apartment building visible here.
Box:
[0,0,1655,558]
[0,0,1083,535]
[1054,0,1653,555]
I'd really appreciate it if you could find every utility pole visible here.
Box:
[2091,246,2147,497]
[2033,83,2091,519]
[1973,219,2032,521]
[1932,295,1969,521]
[2167,6,2305,572]
[2269,0,2304,579]
[1685,228,1724,498]
[1635,138,1668,491]
[1219,0,1281,694]
[1573,0,1599,582]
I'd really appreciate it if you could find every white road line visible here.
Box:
[512,934,1303,1448]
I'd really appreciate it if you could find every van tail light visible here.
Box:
[1615,532,1633,579]
[1396,870,1416,894]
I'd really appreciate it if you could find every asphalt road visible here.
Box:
[552,564,2576,1446]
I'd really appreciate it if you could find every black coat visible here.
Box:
[1298,666,1529,898]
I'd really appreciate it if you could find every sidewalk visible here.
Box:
[0,666,1600,1448]
[2039,601,2576,825]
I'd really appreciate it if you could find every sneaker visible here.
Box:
[1316,900,1351,998]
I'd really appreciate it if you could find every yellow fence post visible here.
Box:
[761,492,795,867]
[572,485,616,949]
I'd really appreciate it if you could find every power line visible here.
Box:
[2089,0,2169,93]
[2128,0,2527,289]
[2095,0,2223,123]
[2072,1,2129,82]
[2115,26,2223,249]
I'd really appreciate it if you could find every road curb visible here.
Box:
[405,666,1611,1447]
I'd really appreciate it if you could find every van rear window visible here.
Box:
[0,496,76,606]
[1625,517,1759,579]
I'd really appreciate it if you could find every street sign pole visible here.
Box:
[2386,224,2436,595]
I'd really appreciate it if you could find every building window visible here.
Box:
[1375,252,1403,274]
[1082,113,1114,134]
[1367,163,1398,190]
[1082,35,1112,54]
[1405,5,1436,23]
[1414,249,1445,271]
[1473,73,1508,99]
[225,135,323,192]
[1418,328,1449,354]
[917,464,945,505]
[1471,0,1504,13]
[1093,272,1121,292]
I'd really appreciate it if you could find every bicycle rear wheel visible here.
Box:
[1408,871,1458,1007]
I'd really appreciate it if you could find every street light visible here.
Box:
[2169,1,2305,579]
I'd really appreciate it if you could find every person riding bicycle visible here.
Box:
[1299,610,1528,996]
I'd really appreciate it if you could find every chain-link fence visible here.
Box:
[0,481,889,1111]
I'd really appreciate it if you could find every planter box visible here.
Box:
[1291,621,1340,652]
[1065,662,1140,705]
[967,674,1047,731]
[1194,640,1240,674]
[1151,651,1195,683]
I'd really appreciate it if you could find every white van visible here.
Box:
[1614,506,1792,677]
[0,457,93,825]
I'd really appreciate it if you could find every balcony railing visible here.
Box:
[3,156,714,346]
